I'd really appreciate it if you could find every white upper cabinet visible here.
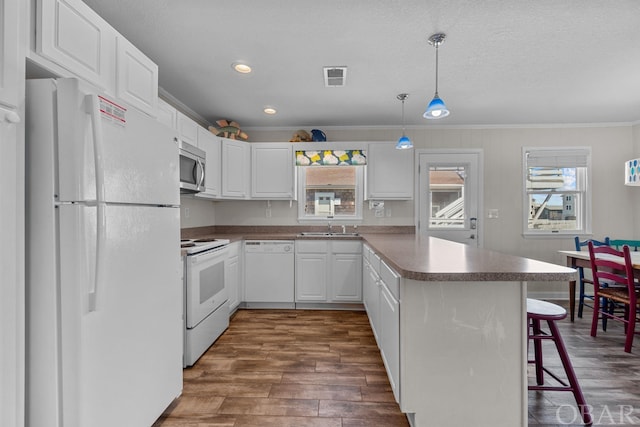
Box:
[251,143,294,199]
[176,111,198,146]
[33,0,159,116]
[156,98,177,130]
[35,0,116,91]
[0,0,19,108]
[195,127,220,199]
[366,142,414,200]
[221,138,250,199]
[115,36,158,117]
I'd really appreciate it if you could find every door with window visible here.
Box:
[417,150,483,247]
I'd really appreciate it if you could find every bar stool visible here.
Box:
[527,298,592,426]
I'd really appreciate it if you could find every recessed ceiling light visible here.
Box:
[263,107,277,115]
[232,62,252,74]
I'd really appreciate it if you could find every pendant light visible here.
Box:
[423,33,450,119]
[396,93,413,149]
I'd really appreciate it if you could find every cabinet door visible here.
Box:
[221,138,249,199]
[379,282,400,402]
[225,254,240,312]
[0,0,19,107]
[156,98,177,130]
[331,253,362,301]
[195,127,220,199]
[366,142,414,200]
[362,259,380,343]
[36,0,116,91]
[295,253,328,301]
[115,36,158,117]
[176,112,198,146]
[251,144,294,199]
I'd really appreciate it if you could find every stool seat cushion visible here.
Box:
[527,298,567,320]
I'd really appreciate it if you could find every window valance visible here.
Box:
[296,150,367,166]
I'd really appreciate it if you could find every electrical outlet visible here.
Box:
[386,208,392,217]
[488,209,499,219]
[184,207,190,218]
[266,208,272,218]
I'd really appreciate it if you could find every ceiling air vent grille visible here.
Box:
[323,66,347,87]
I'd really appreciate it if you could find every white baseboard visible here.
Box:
[526,291,571,300]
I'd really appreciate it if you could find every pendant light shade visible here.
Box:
[423,33,450,120]
[395,93,413,149]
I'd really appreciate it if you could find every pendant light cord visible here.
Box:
[434,43,439,97]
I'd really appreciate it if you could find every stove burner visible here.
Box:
[193,238,220,243]
[181,243,195,248]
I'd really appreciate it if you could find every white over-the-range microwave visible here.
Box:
[177,138,206,194]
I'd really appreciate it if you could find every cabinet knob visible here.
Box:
[2,110,20,124]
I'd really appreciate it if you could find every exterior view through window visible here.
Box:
[523,148,590,235]
[300,166,360,218]
[429,166,466,228]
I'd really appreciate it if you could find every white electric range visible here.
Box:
[181,237,230,366]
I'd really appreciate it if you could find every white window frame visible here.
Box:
[297,166,364,223]
[522,147,592,238]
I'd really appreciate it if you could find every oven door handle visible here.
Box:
[189,246,229,264]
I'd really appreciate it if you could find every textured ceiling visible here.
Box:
[82,0,640,129]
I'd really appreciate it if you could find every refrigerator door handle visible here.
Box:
[84,94,107,312]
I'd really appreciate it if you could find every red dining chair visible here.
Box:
[574,237,610,318]
[588,242,640,353]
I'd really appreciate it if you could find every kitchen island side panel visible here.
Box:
[400,279,527,427]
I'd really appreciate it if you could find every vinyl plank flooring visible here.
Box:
[155,305,639,427]
[154,309,409,427]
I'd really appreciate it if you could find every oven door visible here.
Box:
[185,246,228,328]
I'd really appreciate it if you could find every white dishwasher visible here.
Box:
[244,241,295,308]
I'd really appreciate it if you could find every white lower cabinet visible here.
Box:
[331,242,362,301]
[378,264,400,402]
[295,240,362,304]
[362,244,400,403]
[224,241,241,313]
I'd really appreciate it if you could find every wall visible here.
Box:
[633,123,640,235]
[202,124,637,297]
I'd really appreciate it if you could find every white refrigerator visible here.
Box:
[25,78,183,427]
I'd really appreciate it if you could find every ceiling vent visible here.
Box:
[323,66,347,87]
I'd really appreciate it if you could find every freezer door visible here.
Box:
[53,204,182,427]
[54,78,179,205]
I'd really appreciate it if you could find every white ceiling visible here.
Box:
[82,0,640,130]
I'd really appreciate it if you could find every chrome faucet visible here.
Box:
[341,225,346,234]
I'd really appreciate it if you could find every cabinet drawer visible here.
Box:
[380,260,400,300]
[332,240,362,254]
[296,240,328,253]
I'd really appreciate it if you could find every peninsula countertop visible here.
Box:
[181,226,576,282]
[361,233,577,282]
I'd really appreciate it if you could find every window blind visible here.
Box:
[526,148,590,168]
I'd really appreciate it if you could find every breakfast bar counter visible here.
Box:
[359,234,576,427]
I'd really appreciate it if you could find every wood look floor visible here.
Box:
[154,305,640,427]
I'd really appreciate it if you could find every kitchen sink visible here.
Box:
[298,232,360,237]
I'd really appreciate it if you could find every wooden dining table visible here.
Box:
[558,250,640,321]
